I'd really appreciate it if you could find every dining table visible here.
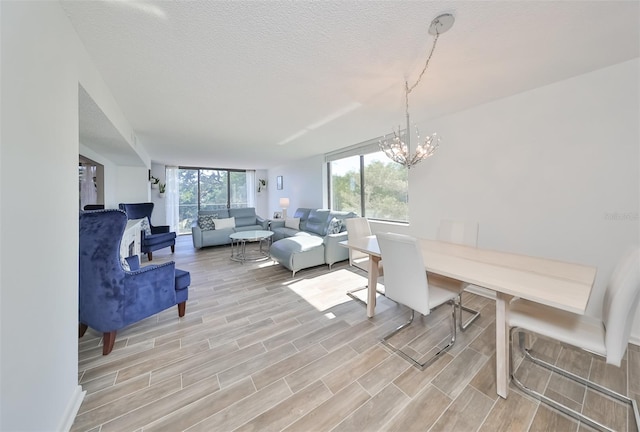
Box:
[339,235,597,399]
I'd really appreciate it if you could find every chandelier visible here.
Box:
[380,13,454,169]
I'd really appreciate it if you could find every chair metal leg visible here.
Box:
[381,301,456,370]
[510,327,640,432]
[458,291,480,331]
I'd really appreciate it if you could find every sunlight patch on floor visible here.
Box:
[286,269,368,311]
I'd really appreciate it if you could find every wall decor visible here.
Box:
[276,176,283,190]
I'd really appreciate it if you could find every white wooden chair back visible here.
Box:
[602,247,640,365]
[346,217,373,271]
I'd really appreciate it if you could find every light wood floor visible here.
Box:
[73,236,640,432]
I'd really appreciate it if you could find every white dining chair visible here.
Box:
[345,217,384,304]
[345,217,383,272]
[437,220,481,331]
[377,232,459,369]
[509,247,640,431]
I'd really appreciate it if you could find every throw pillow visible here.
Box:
[327,217,343,235]
[120,256,130,271]
[198,215,216,230]
[214,217,236,230]
[138,217,152,236]
[284,217,300,230]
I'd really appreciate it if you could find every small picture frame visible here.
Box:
[273,211,283,219]
[276,175,283,190]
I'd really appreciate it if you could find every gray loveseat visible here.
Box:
[192,207,268,249]
[270,208,357,275]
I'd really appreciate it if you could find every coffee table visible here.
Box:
[229,230,274,263]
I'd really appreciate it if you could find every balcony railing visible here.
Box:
[178,202,249,235]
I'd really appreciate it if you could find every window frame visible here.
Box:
[179,166,247,211]
[325,136,409,223]
[175,167,250,234]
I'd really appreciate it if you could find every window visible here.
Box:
[199,169,228,211]
[329,155,361,215]
[176,168,252,234]
[327,139,408,223]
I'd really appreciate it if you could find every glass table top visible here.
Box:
[229,230,274,241]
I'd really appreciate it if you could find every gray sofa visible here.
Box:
[270,208,357,275]
[192,207,268,249]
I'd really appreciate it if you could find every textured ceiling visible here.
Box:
[62,0,640,169]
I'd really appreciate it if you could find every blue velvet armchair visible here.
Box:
[79,210,189,355]
[118,202,176,261]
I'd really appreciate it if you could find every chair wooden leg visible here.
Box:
[178,301,186,317]
[79,323,88,338]
[147,252,153,261]
[171,245,175,253]
[102,331,116,355]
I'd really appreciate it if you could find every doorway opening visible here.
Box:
[79,155,104,210]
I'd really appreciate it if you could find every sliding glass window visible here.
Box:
[327,138,408,223]
[176,168,251,234]
[199,169,229,211]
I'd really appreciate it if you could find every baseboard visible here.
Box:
[630,335,640,347]
[58,385,86,432]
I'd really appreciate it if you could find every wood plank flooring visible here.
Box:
[73,236,640,431]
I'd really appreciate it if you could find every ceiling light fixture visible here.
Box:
[380,13,454,169]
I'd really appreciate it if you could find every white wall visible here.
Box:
[1,2,147,430]
[148,162,166,226]
[149,162,167,221]
[1,2,83,430]
[255,169,269,218]
[117,166,151,207]
[408,59,639,321]
[268,155,325,217]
